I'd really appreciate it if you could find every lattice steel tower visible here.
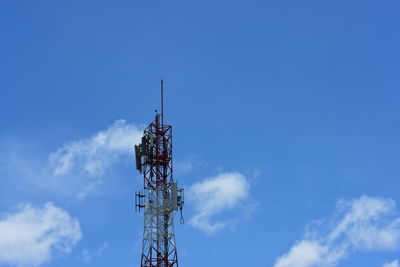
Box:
[134,80,184,267]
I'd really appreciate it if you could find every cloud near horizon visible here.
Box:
[188,172,250,235]
[383,260,400,267]
[0,202,81,267]
[274,195,400,267]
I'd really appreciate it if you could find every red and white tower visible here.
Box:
[134,80,184,267]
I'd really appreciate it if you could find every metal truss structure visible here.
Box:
[135,80,184,267]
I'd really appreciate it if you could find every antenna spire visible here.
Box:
[161,78,164,127]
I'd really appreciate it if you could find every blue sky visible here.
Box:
[1,1,400,266]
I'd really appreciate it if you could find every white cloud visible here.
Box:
[0,202,81,267]
[273,241,331,267]
[188,172,250,235]
[274,195,400,267]
[383,260,400,267]
[48,120,142,176]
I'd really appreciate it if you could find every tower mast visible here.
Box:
[161,78,164,128]
[135,80,184,267]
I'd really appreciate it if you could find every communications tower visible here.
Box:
[134,80,184,267]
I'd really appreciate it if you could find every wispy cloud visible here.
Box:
[80,249,91,263]
[79,242,109,263]
[95,242,109,256]
[188,171,250,235]
[274,195,400,267]
[0,203,81,267]
[76,180,103,201]
[48,120,142,177]
[383,260,400,267]
[175,156,207,174]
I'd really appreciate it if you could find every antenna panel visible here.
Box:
[134,145,142,173]
[170,182,178,210]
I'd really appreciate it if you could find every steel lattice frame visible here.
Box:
[140,113,179,267]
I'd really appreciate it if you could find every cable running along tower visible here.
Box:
[134,80,184,267]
